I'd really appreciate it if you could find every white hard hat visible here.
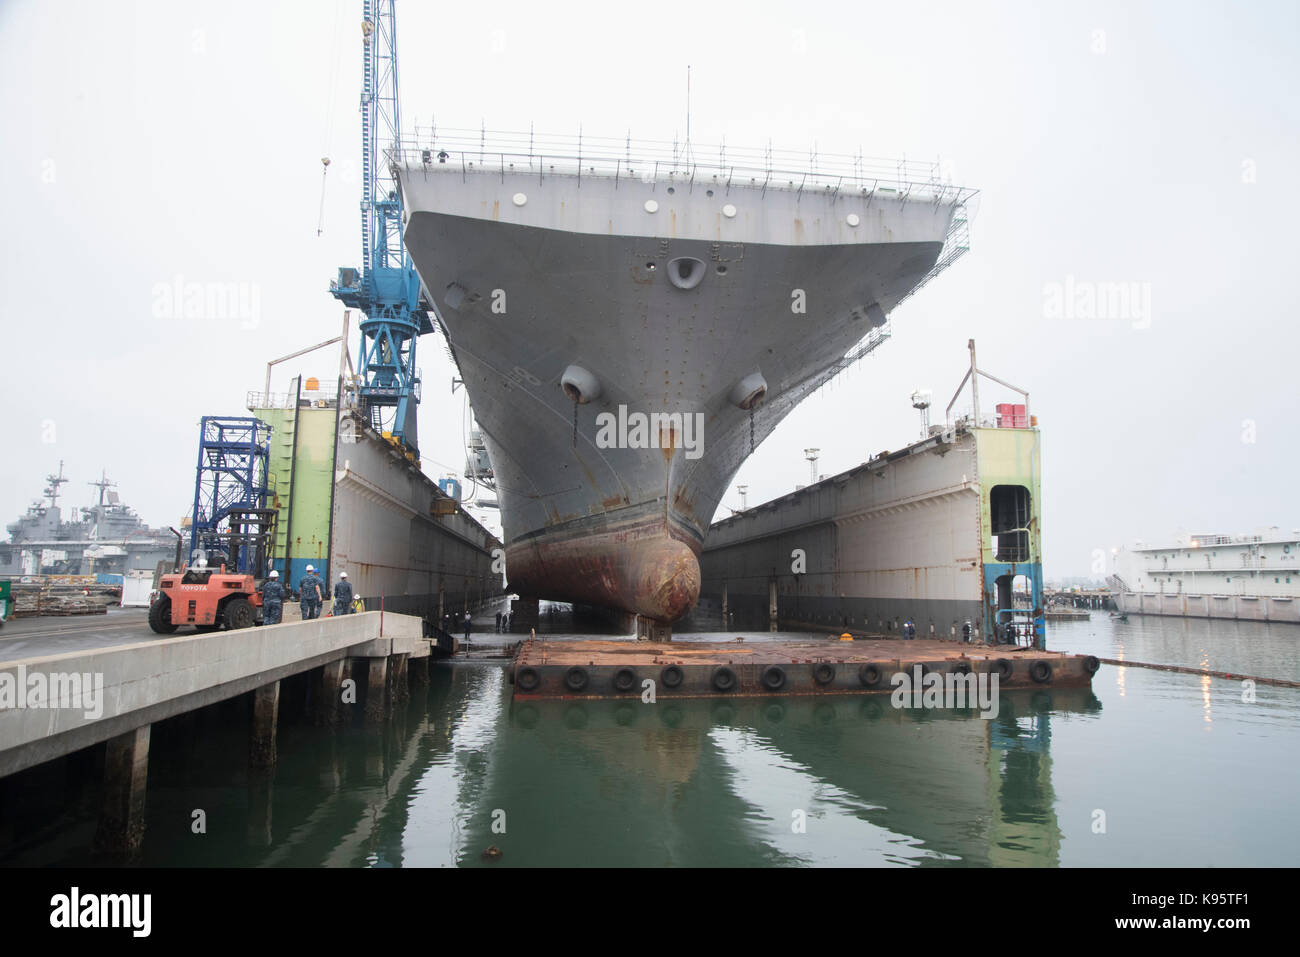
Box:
[306,565,314,572]
[340,572,348,578]
[270,570,279,578]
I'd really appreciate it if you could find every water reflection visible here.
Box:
[443,679,1101,868]
[11,645,1300,867]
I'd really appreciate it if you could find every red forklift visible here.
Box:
[148,457,278,634]
[151,417,278,635]
[149,562,265,633]
[148,511,278,634]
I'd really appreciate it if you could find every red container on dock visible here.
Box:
[996,403,1028,428]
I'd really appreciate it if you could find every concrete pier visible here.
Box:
[408,653,430,688]
[0,609,445,863]
[0,610,427,778]
[313,659,346,727]
[365,657,388,723]
[94,725,150,857]
[389,653,410,706]
[250,681,280,768]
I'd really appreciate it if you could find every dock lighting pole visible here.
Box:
[737,485,748,510]
[804,448,820,485]
[911,389,932,439]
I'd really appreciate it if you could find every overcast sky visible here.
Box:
[2,0,1296,578]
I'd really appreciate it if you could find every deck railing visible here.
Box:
[392,126,978,206]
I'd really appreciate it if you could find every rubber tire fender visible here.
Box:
[992,659,1014,681]
[812,663,836,686]
[1029,660,1053,684]
[761,666,786,691]
[1082,655,1100,675]
[859,664,883,688]
[564,666,589,693]
[612,668,637,693]
[660,665,684,689]
[516,667,541,692]
[712,666,737,693]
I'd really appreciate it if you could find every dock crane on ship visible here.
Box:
[329,0,433,457]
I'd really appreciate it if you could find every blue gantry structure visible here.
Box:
[330,0,433,455]
[189,416,272,574]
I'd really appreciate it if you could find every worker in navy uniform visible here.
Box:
[962,620,972,642]
[299,565,323,620]
[333,571,354,616]
[308,567,325,619]
[261,570,284,625]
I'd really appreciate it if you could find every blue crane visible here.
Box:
[330,0,432,454]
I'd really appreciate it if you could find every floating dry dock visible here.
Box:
[510,636,1097,699]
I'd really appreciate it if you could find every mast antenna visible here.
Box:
[684,65,693,164]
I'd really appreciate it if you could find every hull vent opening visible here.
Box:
[729,372,768,410]
[667,257,706,290]
[560,364,603,404]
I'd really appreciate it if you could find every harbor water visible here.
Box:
[3,613,1297,867]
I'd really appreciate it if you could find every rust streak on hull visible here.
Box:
[507,516,701,622]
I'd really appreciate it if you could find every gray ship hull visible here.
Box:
[396,147,968,620]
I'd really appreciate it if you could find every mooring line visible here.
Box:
[1099,657,1300,688]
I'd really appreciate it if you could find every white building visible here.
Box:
[1111,528,1300,622]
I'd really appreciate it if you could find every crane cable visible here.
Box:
[316,0,346,235]
[317,159,331,236]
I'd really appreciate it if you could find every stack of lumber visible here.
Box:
[9,579,117,618]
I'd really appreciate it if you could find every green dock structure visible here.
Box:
[248,377,504,631]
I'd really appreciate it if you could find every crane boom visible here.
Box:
[330,0,432,454]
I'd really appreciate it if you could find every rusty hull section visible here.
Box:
[507,507,701,622]
[510,637,1096,699]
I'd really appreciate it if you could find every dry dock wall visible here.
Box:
[696,426,1044,643]
[330,417,504,622]
[251,393,504,626]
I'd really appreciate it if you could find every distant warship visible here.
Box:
[0,462,174,577]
